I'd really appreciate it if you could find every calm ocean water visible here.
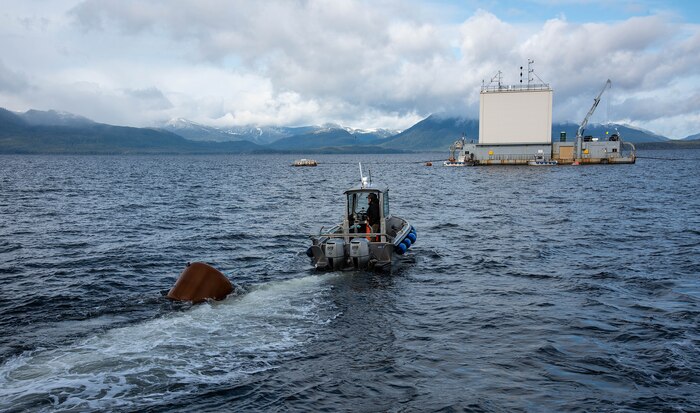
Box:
[0,151,699,412]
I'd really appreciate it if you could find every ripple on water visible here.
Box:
[0,152,699,412]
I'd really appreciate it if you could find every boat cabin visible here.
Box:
[343,186,389,242]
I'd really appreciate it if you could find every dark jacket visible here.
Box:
[367,199,380,225]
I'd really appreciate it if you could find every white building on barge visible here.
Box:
[447,66,636,166]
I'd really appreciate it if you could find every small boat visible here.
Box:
[528,154,558,166]
[443,160,467,167]
[292,159,317,167]
[443,136,476,166]
[306,164,416,271]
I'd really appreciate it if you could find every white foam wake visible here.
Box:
[0,274,339,412]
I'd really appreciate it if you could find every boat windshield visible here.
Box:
[346,190,385,232]
[347,192,373,217]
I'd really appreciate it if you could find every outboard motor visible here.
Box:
[350,238,370,268]
[324,239,346,270]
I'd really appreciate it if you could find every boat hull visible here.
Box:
[308,219,415,272]
[308,239,393,271]
[527,160,558,166]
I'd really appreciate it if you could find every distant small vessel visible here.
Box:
[443,136,476,166]
[292,159,317,167]
[528,155,558,166]
[306,163,416,271]
[443,160,467,167]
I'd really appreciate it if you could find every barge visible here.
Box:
[445,65,636,166]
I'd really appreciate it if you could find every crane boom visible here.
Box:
[577,79,611,138]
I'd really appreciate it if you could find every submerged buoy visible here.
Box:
[167,262,233,303]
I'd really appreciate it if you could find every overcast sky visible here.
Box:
[1,0,699,138]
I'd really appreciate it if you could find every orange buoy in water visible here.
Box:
[167,262,233,303]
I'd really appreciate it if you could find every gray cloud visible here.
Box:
[123,87,173,110]
[0,0,696,137]
[618,90,700,122]
[0,60,30,93]
[68,0,451,116]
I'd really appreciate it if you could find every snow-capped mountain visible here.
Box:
[162,118,246,142]
[161,118,400,145]
[319,123,399,140]
[161,118,320,144]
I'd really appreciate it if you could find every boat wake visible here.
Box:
[0,274,340,412]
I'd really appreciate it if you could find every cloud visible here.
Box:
[68,0,457,125]
[123,87,173,110]
[126,1,463,119]
[0,60,30,93]
[0,1,697,137]
[618,89,700,122]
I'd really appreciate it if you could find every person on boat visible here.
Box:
[367,193,380,241]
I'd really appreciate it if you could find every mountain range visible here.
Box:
[0,108,698,154]
[163,118,317,144]
[0,108,261,154]
[162,118,398,145]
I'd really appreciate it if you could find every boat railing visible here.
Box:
[311,232,389,238]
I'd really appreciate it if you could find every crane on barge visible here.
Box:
[576,79,611,160]
[577,79,611,139]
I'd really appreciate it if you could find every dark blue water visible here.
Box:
[1,151,699,412]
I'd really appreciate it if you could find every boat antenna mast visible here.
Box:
[359,162,370,188]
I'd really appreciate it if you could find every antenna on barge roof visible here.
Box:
[484,71,504,90]
[526,59,548,86]
[490,70,503,89]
